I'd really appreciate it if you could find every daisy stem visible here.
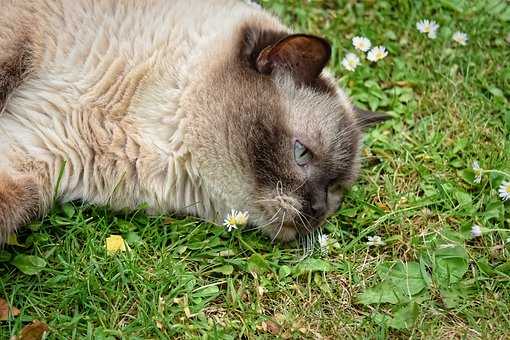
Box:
[481,169,510,178]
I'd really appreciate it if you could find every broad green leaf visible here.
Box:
[483,201,504,222]
[11,254,47,275]
[278,265,292,278]
[93,327,117,340]
[495,262,510,275]
[476,257,494,276]
[501,6,510,21]
[440,281,474,308]
[125,231,142,246]
[487,86,504,97]
[62,203,75,218]
[358,282,401,305]
[193,285,220,298]
[458,169,476,185]
[116,219,136,233]
[212,265,234,276]
[433,246,469,286]
[339,208,358,217]
[377,261,428,296]
[440,0,467,12]
[440,287,463,308]
[453,190,472,211]
[387,302,419,330]
[294,258,332,276]
[247,254,270,273]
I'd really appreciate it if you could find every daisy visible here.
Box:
[367,235,386,246]
[452,31,468,45]
[366,46,388,62]
[472,161,482,183]
[341,53,360,72]
[471,224,482,238]
[352,36,371,52]
[318,233,329,255]
[498,180,510,201]
[416,19,439,39]
[223,209,249,231]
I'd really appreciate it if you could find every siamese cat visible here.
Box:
[0,0,386,244]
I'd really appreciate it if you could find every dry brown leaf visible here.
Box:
[265,320,281,335]
[0,298,20,321]
[19,320,49,340]
[257,320,281,336]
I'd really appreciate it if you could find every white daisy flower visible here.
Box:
[352,36,371,52]
[341,53,360,72]
[471,224,482,238]
[223,209,249,232]
[452,31,468,45]
[416,19,439,39]
[366,46,388,62]
[472,161,482,183]
[498,180,510,201]
[367,235,386,246]
[318,233,329,255]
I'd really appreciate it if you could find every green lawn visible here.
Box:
[2,0,510,338]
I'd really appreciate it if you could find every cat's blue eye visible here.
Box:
[294,140,312,166]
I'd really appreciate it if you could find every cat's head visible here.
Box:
[185,22,387,242]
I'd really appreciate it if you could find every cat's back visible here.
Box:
[9,0,259,101]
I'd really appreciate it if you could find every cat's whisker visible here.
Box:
[254,198,278,204]
[259,208,282,228]
[271,211,286,243]
[275,180,284,197]
[287,204,312,233]
[242,207,282,233]
[290,178,308,194]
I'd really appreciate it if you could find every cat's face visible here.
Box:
[186,24,386,242]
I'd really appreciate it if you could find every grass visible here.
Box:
[1,0,510,338]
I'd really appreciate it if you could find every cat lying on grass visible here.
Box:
[0,0,386,244]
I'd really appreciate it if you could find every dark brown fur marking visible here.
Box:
[240,25,337,96]
[0,38,33,110]
[0,173,40,243]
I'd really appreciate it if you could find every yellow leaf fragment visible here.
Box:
[105,235,126,254]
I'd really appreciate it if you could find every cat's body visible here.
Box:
[0,0,384,243]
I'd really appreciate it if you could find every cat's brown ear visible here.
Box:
[255,34,331,84]
[354,107,391,128]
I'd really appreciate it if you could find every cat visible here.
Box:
[0,0,386,244]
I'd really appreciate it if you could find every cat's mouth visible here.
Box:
[256,196,326,242]
[261,217,326,242]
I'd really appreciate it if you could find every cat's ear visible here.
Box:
[255,34,331,84]
[354,107,391,128]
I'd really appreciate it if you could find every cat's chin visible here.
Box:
[262,224,298,243]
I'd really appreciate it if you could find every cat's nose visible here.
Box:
[310,199,326,218]
[309,190,327,219]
